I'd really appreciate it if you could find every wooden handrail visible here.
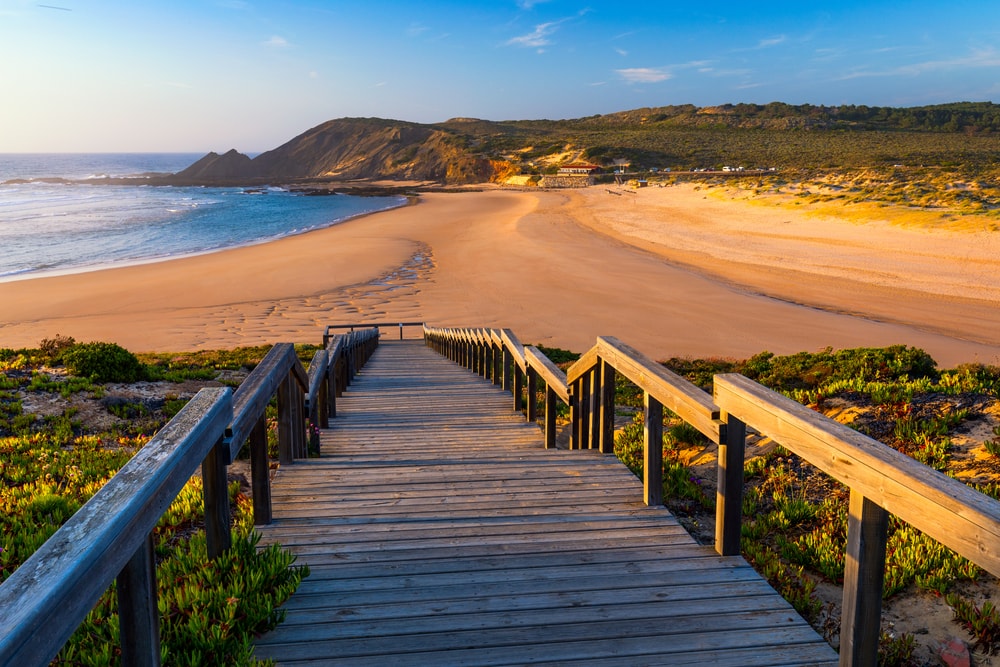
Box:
[595,336,723,442]
[713,373,1000,665]
[501,328,527,373]
[324,321,423,344]
[715,373,1000,572]
[424,324,1000,666]
[228,343,302,463]
[0,388,232,667]
[524,345,570,402]
[0,329,382,667]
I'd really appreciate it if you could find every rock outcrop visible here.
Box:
[174,118,493,186]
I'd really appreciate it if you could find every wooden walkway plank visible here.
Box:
[253,340,837,666]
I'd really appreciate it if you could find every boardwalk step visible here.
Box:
[253,339,837,666]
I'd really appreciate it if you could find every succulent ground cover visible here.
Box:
[612,346,1000,666]
[7,337,1000,664]
[0,339,320,665]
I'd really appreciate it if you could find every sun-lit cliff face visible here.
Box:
[173,117,494,185]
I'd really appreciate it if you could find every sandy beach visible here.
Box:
[1,184,998,368]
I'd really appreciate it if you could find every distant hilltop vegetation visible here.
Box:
[170,102,1000,186]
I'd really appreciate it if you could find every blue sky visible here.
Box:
[2,0,999,152]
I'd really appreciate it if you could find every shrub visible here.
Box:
[38,334,76,363]
[63,342,145,383]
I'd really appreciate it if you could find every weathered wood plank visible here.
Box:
[714,373,1000,577]
[253,341,835,666]
[597,336,723,442]
[0,389,232,667]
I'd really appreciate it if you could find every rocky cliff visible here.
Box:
[174,118,493,186]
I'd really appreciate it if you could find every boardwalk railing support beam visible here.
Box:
[203,437,232,559]
[249,414,272,525]
[643,393,663,506]
[599,361,616,454]
[117,534,160,667]
[715,412,744,556]
[840,491,889,667]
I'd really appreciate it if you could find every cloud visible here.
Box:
[407,22,429,37]
[263,35,289,48]
[615,48,627,57]
[517,0,551,8]
[506,21,562,49]
[836,47,1000,80]
[616,67,672,84]
[756,35,786,49]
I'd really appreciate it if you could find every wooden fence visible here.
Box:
[423,325,1000,667]
[0,329,379,667]
[323,321,425,343]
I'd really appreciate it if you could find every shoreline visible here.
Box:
[0,190,411,285]
[0,188,998,368]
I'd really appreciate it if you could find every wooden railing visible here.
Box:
[0,328,379,667]
[323,321,425,343]
[424,325,1000,667]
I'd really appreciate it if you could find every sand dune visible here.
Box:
[0,186,998,368]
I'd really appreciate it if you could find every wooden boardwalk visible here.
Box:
[253,340,838,666]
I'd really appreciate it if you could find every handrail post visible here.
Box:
[277,374,295,465]
[513,364,524,413]
[293,375,307,459]
[492,339,502,386]
[588,367,600,450]
[644,393,663,506]
[526,367,538,423]
[327,357,338,418]
[569,381,580,449]
[249,414,272,525]
[599,360,616,454]
[715,412,745,556]
[502,347,513,393]
[117,533,160,667]
[202,435,232,558]
[840,490,889,667]
[544,385,558,449]
[320,371,330,428]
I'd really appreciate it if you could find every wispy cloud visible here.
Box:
[615,48,627,57]
[837,47,1000,80]
[263,35,289,48]
[407,22,429,37]
[506,21,562,50]
[757,35,786,49]
[517,0,551,8]
[616,67,672,84]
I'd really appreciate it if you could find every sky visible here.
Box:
[2,0,1000,153]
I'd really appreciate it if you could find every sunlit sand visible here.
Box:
[1,186,998,368]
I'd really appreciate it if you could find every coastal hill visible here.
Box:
[170,102,1000,186]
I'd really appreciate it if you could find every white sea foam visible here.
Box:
[0,154,405,281]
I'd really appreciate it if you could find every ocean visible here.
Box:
[0,153,406,281]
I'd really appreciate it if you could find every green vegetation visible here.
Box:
[608,345,1000,664]
[435,102,1000,176]
[63,342,145,383]
[0,340,306,665]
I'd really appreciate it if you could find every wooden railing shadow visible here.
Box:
[424,325,1000,667]
[0,329,379,667]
